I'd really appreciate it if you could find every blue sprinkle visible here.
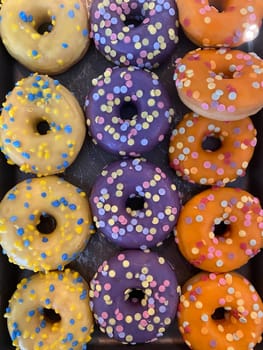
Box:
[32,50,38,57]
[17,228,24,236]
[35,327,41,334]
[19,11,28,22]
[41,252,47,259]
[62,42,69,48]
[2,123,8,129]
[58,273,64,280]
[10,216,17,222]
[72,340,79,347]
[17,90,23,96]
[60,4,65,8]
[8,193,16,200]
[5,307,11,313]
[38,341,44,347]
[28,93,35,101]
[80,289,87,300]
[42,237,49,243]
[24,240,30,247]
[81,326,88,332]
[22,152,30,159]
[28,310,35,317]
[67,333,73,341]
[4,104,12,111]
[13,140,21,148]
[74,3,80,9]
[62,253,68,261]
[54,80,60,86]
[49,284,55,292]
[69,204,77,211]
[40,320,46,328]
[82,28,88,37]
[64,125,72,134]
[77,218,84,225]
[63,161,69,168]
[45,298,51,305]
[24,202,30,208]
[41,192,47,198]
[69,319,75,325]
[51,200,60,207]
[62,153,68,158]
[29,214,35,221]
[4,138,11,144]
[68,10,75,18]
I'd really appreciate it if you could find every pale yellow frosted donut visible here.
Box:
[0,0,90,74]
[0,176,94,272]
[0,74,86,176]
[5,269,94,350]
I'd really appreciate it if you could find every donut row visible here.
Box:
[0,0,262,73]
[4,250,263,349]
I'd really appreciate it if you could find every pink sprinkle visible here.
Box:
[217,104,226,112]
[150,280,157,287]
[227,105,236,113]
[163,280,170,287]
[97,116,105,125]
[146,234,153,241]
[124,36,131,44]
[102,312,108,319]
[201,103,209,110]
[140,319,148,327]
[143,181,150,189]
[245,248,253,256]
[157,101,164,109]
[97,133,103,140]
[94,10,100,19]
[116,325,123,333]
[204,161,211,169]
[140,50,147,58]
[106,93,114,101]
[116,313,123,321]
[159,285,165,292]
[216,168,224,175]
[183,18,190,27]
[109,3,117,10]
[207,253,214,259]
[119,215,128,225]
[125,80,133,88]
[191,151,199,159]
[112,226,119,233]
[142,311,149,319]
[162,224,170,232]
[118,254,125,261]
[219,278,226,285]
[111,33,117,41]
[107,177,114,184]
[215,250,222,257]
[249,13,256,21]
[172,207,178,215]
[199,8,206,15]
[209,273,217,280]
[218,298,226,305]
[104,283,111,291]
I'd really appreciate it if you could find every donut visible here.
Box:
[85,66,174,156]
[0,176,94,272]
[5,269,94,350]
[169,112,257,186]
[90,0,179,69]
[90,158,181,249]
[89,249,180,344]
[178,271,263,350]
[174,48,263,121]
[0,0,90,74]
[175,187,263,272]
[0,73,86,176]
[176,0,263,48]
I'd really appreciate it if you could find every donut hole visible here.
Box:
[123,9,145,28]
[124,288,146,304]
[208,0,225,12]
[211,307,231,320]
[126,194,145,211]
[213,221,229,237]
[36,16,54,35]
[43,308,62,324]
[36,120,51,135]
[36,213,57,234]
[119,101,138,120]
[202,135,222,152]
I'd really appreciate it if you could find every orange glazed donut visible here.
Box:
[174,48,263,121]
[169,112,257,186]
[178,272,263,350]
[176,0,263,47]
[175,187,263,272]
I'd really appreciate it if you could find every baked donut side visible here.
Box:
[0,176,94,272]
[90,250,180,344]
[174,48,263,121]
[0,74,86,176]
[85,66,174,156]
[178,272,263,350]
[0,0,90,74]
[175,187,263,272]
[169,112,257,186]
[5,269,94,350]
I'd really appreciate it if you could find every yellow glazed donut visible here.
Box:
[178,272,263,350]
[174,48,263,121]
[0,73,86,176]
[175,187,263,272]
[169,112,257,186]
[0,176,94,272]
[5,269,94,350]
[176,0,263,47]
[0,0,90,74]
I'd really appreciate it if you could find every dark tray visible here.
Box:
[0,21,263,350]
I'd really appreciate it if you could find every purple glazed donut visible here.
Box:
[90,158,181,249]
[89,249,180,344]
[90,0,179,69]
[85,66,174,156]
